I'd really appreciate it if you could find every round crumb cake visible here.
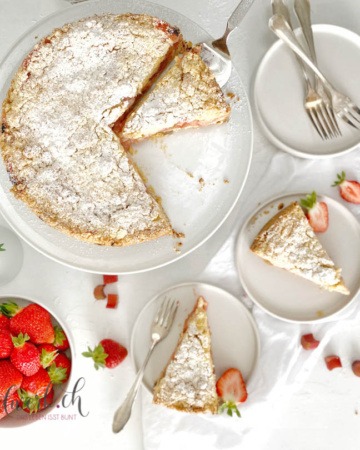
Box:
[1,14,182,246]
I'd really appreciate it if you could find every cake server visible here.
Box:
[112,297,178,433]
[200,0,256,87]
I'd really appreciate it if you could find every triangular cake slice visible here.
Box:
[153,296,218,413]
[251,202,349,295]
[120,49,231,145]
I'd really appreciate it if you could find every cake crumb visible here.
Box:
[199,177,205,191]
[316,310,325,318]
[278,202,284,210]
[263,210,269,215]
[173,240,183,253]
[186,171,194,178]
[173,230,185,239]
[226,92,235,99]
[223,178,229,184]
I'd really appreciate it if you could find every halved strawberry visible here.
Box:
[103,275,118,284]
[301,333,320,350]
[216,368,247,417]
[325,355,342,371]
[332,171,360,204]
[300,192,329,233]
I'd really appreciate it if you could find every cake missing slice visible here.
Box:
[153,296,218,414]
[250,202,349,295]
[120,48,231,145]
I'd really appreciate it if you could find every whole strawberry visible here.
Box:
[10,333,41,376]
[0,329,13,359]
[38,343,58,369]
[47,353,71,384]
[0,391,19,420]
[0,312,9,331]
[9,304,55,344]
[21,388,54,414]
[19,368,52,413]
[53,326,70,351]
[0,360,23,398]
[82,339,128,369]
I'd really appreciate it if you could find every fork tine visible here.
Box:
[322,104,340,137]
[316,105,335,138]
[348,108,360,124]
[163,300,178,328]
[306,108,326,139]
[327,105,342,136]
[352,105,360,116]
[154,297,168,324]
[340,112,359,129]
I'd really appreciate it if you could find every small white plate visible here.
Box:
[131,282,260,394]
[236,193,360,323]
[254,25,360,158]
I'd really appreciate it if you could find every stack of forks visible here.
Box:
[270,0,360,139]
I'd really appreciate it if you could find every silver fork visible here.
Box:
[271,1,338,139]
[270,14,360,130]
[294,0,341,136]
[112,297,178,433]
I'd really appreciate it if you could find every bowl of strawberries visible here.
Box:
[0,296,72,426]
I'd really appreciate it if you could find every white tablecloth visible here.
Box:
[0,0,360,449]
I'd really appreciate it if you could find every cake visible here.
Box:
[120,48,231,144]
[250,202,349,294]
[0,14,231,247]
[153,296,218,413]
[0,14,182,246]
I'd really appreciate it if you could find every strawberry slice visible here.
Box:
[106,293,118,309]
[325,355,342,371]
[301,333,320,350]
[332,171,360,204]
[216,368,247,417]
[300,192,329,233]
[103,275,118,284]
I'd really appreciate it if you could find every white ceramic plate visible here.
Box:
[0,295,73,427]
[0,227,23,286]
[236,193,360,323]
[0,0,252,274]
[254,25,360,158]
[131,282,260,394]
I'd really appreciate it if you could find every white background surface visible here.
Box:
[0,0,360,449]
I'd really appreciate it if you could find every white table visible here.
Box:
[0,0,360,449]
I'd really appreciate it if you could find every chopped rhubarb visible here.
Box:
[103,275,118,284]
[94,284,106,300]
[301,333,320,350]
[106,294,118,309]
[325,355,342,371]
[352,361,360,377]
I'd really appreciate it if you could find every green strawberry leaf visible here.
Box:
[40,348,58,369]
[47,363,67,384]
[18,388,40,414]
[11,333,30,348]
[218,400,241,418]
[0,243,5,252]
[82,344,108,370]
[0,301,21,318]
[332,171,346,187]
[300,191,317,211]
[53,326,66,347]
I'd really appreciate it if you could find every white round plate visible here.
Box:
[0,226,23,286]
[254,25,360,158]
[0,0,252,274]
[236,193,360,323]
[131,282,260,394]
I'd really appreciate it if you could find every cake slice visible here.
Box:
[120,49,231,145]
[250,202,349,295]
[153,296,218,414]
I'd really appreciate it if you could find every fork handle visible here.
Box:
[112,340,157,433]
[269,15,335,94]
[294,0,317,63]
[225,0,256,37]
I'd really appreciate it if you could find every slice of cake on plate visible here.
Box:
[120,48,231,145]
[153,296,218,413]
[250,202,349,295]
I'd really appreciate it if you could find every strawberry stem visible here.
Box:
[218,401,241,418]
[53,326,66,347]
[0,301,21,318]
[300,191,318,211]
[40,348,58,369]
[332,171,346,187]
[11,333,30,348]
[82,344,108,370]
[47,363,67,384]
